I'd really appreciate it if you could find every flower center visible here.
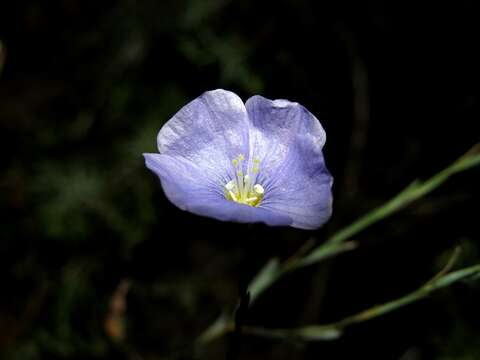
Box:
[224,154,264,207]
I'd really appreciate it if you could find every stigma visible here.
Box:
[224,154,264,207]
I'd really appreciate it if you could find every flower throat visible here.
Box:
[224,154,264,207]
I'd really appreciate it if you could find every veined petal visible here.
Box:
[245,96,333,229]
[157,89,250,182]
[144,153,293,227]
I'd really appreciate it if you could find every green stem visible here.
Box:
[241,263,480,341]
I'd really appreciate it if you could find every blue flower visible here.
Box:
[144,89,333,230]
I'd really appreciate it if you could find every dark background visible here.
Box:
[1,1,479,359]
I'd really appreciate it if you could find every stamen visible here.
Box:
[225,180,236,191]
[225,180,238,202]
[225,155,265,207]
[242,174,251,199]
[252,159,260,174]
[253,184,264,195]
[234,155,245,196]
[229,191,238,202]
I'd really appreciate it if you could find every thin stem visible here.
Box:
[237,262,480,342]
[227,289,250,360]
[196,259,480,345]
[425,246,462,286]
[281,237,316,270]
[226,225,255,359]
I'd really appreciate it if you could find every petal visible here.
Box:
[245,96,333,229]
[157,89,250,183]
[191,199,293,227]
[144,153,293,227]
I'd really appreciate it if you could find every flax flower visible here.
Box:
[144,89,333,229]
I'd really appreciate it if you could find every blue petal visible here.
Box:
[245,96,333,230]
[144,153,293,227]
[157,89,250,183]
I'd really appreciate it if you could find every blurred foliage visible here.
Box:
[1,0,479,359]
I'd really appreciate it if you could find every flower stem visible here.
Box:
[227,286,250,360]
[226,256,480,343]
[227,225,255,359]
